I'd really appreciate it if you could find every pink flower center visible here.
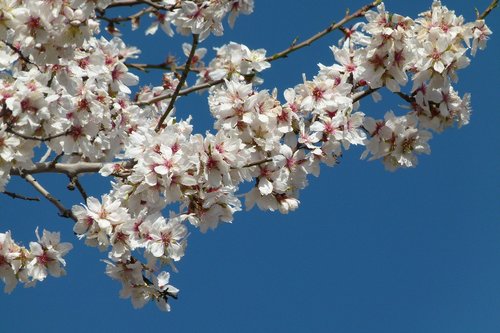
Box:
[431,50,441,61]
[215,143,225,154]
[171,142,180,154]
[312,87,324,101]
[99,209,108,219]
[206,157,217,170]
[37,252,52,266]
[28,16,41,30]
[346,63,356,73]
[162,232,172,245]
[78,58,90,69]
[69,125,83,139]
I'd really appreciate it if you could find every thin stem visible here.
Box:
[2,191,39,201]
[136,1,382,107]
[137,78,224,106]
[21,173,75,220]
[265,0,381,62]
[352,87,379,103]
[97,6,155,24]
[3,41,40,69]
[67,175,88,201]
[105,0,176,10]
[155,34,199,132]
[394,91,414,104]
[478,0,498,19]
[125,62,201,73]
[6,127,69,142]
[242,158,273,168]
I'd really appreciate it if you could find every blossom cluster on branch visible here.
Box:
[0,229,72,293]
[0,0,494,311]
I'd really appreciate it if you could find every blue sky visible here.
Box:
[1,1,499,332]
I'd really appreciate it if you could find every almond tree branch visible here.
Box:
[21,173,76,220]
[135,0,169,10]
[10,161,133,177]
[265,0,382,62]
[155,33,200,132]
[2,191,40,201]
[97,6,155,24]
[137,1,382,107]
[125,62,201,73]
[3,41,40,69]
[98,0,180,25]
[106,0,177,10]
[242,158,274,168]
[137,78,224,106]
[6,127,70,142]
[394,91,414,104]
[67,175,89,201]
[352,87,379,103]
[478,0,498,19]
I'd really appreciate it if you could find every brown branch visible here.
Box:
[67,175,88,201]
[155,33,200,132]
[21,173,75,220]
[106,0,177,10]
[98,0,180,24]
[137,78,224,106]
[394,91,414,104]
[3,41,39,69]
[136,0,382,107]
[352,88,379,103]
[134,0,166,10]
[478,0,498,19]
[106,0,147,8]
[10,161,133,177]
[2,191,40,201]
[97,6,155,24]
[265,0,382,62]
[125,62,201,73]
[242,158,273,168]
[6,127,69,142]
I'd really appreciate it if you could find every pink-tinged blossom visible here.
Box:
[145,216,187,261]
[26,229,73,282]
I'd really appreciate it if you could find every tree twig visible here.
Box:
[136,0,382,107]
[242,158,273,168]
[105,0,176,10]
[352,88,379,103]
[6,127,69,142]
[137,78,224,106]
[125,62,201,73]
[2,41,40,69]
[265,0,382,62]
[478,0,498,19]
[67,175,88,201]
[2,191,40,201]
[155,34,199,132]
[97,6,155,24]
[394,91,414,104]
[21,173,75,220]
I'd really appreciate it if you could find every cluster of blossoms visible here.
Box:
[142,0,254,41]
[0,0,492,311]
[0,0,111,65]
[196,42,270,85]
[72,196,185,311]
[323,1,491,170]
[0,229,72,293]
